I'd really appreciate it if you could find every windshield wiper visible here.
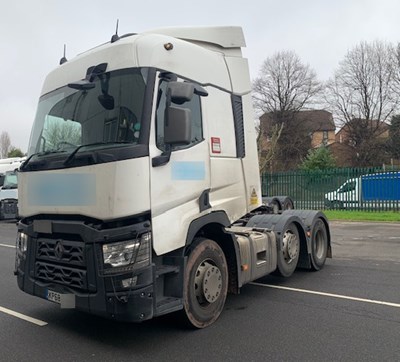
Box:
[63,141,131,166]
[20,150,67,171]
[63,142,107,166]
[2,184,17,190]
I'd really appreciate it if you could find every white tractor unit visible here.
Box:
[15,26,331,328]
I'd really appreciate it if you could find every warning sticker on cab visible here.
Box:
[211,137,221,154]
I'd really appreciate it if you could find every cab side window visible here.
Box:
[156,80,203,152]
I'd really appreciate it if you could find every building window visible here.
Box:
[323,130,328,145]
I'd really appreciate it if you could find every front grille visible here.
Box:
[35,262,89,290]
[3,200,17,214]
[35,238,92,291]
[37,238,85,266]
[1,199,18,218]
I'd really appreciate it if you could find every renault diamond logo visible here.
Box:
[54,240,64,260]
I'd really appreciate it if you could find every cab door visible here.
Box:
[149,75,210,255]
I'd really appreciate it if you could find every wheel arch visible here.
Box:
[246,213,306,250]
[185,211,241,294]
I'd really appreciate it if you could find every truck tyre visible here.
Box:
[275,222,300,277]
[182,238,228,328]
[276,196,295,210]
[269,198,281,214]
[282,197,294,210]
[310,219,328,271]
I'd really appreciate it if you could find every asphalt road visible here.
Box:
[0,220,399,361]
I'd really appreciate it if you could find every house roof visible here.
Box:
[296,110,336,131]
[336,118,389,137]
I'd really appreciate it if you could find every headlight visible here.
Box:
[102,232,151,271]
[103,240,139,268]
[16,232,28,253]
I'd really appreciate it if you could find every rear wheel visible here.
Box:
[282,197,294,210]
[310,219,328,271]
[270,199,281,214]
[275,223,300,277]
[182,238,228,328]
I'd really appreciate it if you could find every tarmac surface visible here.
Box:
[0,219,399,361]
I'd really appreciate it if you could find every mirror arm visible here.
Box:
[152,150,171,167]
[194,85,208,97]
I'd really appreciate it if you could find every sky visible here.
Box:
[1,0,400,153]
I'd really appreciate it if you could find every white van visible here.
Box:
[0,157,26,175]
[0,171,18,219]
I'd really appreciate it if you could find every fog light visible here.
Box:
[121,276,138,288]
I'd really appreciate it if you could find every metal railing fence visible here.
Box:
[261,167,400,211]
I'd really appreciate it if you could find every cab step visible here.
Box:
[155,297,182,316]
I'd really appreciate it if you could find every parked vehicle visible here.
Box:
[0,157,26,175]
[325,172,400,209]
[15,26,331,328]
[0,171,18,219]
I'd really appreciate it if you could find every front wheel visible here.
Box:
[182,238,228,328]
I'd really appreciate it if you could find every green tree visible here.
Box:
[8,147,25,157]
[300,146,336,171]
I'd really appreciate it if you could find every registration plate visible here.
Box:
[46,290,61,304]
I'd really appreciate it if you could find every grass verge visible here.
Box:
[322,210,400,222]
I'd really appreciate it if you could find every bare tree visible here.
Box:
[253,50,322,115]
[393,43,400,98]
[253,50,322,171]
[325,40,398,166]
[257,123,284,173]
[0,131,11,158]
[43,120,81,150]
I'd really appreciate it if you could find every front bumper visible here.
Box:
[15,216,156,322]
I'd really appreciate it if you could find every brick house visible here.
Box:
[335,119,389,146]
[258,110,336,171]
[329,119,390,167]
[259,109,336,148]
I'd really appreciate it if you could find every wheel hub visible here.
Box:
[194,261,222,304]
[282,231,299,263]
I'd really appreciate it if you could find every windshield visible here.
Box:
[28,68,148,157]
[2,173,18,189]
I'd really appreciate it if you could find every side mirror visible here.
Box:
[167,82,208,105]
[164,106,192,145]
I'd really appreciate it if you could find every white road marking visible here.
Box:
[0,306,48,326]
[250,282,400,309]
[0,243,15,249]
